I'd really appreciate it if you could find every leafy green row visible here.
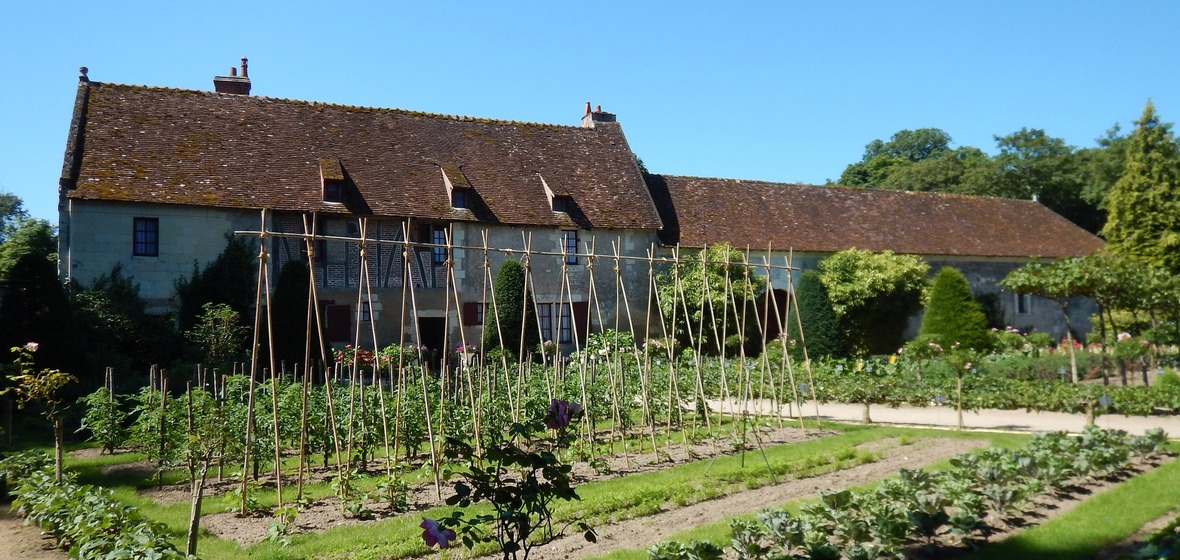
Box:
[649,426,1169,560]
[0,451,185,560]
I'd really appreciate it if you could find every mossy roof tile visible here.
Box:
[652,175,1103,258]
[68,82,661,230]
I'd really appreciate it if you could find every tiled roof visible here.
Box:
[63,81,663,230]
[649,175,1104,258]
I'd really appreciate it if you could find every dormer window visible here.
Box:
[320,157,346,203]
[552,195,570,213]
[538,173,571,214]
[440,165,474,210]
[324,181,343,203]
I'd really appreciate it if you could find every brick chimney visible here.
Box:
[581,102,616,128]
[213,57,251,95]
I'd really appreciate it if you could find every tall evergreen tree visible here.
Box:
[785,270,847,358]
[1102,101,1180,273]
[482,259,539,357]
[918,267,993,352]
[270,260,315,370]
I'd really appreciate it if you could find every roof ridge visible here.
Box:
[89,81,580,130]
[659,173,1040,203]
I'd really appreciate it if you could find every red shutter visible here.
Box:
[573,301,590,343]
[326,304,351,343]
[461,302,479,326]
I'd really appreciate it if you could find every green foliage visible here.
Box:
[818,249,929,356]
[77,387,128,454]
[185,302,248,371]
[1102,101,1180,273]
[2,452,184,559]
[656,427,1155,559]
[174,235,256,332]
[657,244,767,357]
[483,259,540,356]
[919,267,994,352]
[441,401,593,558]
[785,270,847,358]
[836,126,1109,231]
[0,217,55,278]
[0,250,75,373]
[71,264,182,380]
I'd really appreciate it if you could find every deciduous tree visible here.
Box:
[817,249,928,356]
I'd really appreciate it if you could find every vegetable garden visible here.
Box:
[2,217,1179,559]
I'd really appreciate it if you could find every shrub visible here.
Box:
[483,259,539,356]
[785,270,847,359]
[919,267,993,352]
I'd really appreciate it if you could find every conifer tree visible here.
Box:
[482,259,539,357]
[785,270,847,358]
[919,267,993,352]
[1102,101,1180,273]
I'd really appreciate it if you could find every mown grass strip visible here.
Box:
[58,424,1004,560]
[964,456,1180,560]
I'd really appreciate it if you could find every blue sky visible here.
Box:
[3,1,1178,225]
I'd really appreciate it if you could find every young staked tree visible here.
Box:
[483,259,539,358]
[1102,101,1180,273]
[785,270,847,358]
[918,267,993,352]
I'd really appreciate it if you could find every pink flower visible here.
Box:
[24,342,38,352]
[1117,332,1132,342]
[420,518,455,549]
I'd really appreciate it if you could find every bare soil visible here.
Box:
[191,424,834,546]
[0,506,67,560]
[501,436,988,559]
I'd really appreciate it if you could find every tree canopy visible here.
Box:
[817,249,928,356]
[1101,101,1180,273]
[657,243,767,357]
[784,270,847,358]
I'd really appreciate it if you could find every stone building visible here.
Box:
[57,60,1104,357]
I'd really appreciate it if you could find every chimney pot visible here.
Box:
[584,101,591,116]
[596,105,602,112]
[213,57,251,95]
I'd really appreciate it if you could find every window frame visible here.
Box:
[558,303,573,343]
[1015,292,1032,315]
[561,230,579,265]
[359,301,372,322]
[432,226,449,264]
[132,217,159,257]
[323,181,343,203]
[451,189,467,209]
[537,303,553,342]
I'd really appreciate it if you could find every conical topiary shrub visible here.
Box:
[918,267,993,352]
[785,270,848,359]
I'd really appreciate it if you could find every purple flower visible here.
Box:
[420,518,455,549]
[545,399,581,430]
